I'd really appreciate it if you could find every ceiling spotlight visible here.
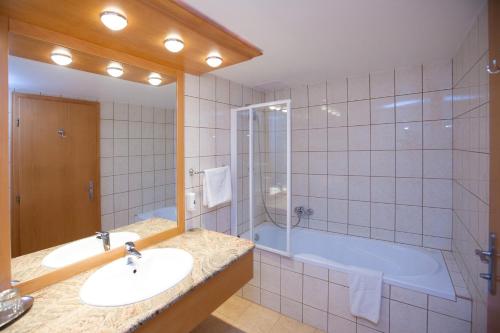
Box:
[51,49,72,66]
[100,10,128,31]
[106,62,124,77]
[164,37,184,53]
[148,73,162,86]
[206,54,223,68]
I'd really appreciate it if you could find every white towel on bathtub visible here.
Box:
[202,166,232,208]
[348,266,383,324]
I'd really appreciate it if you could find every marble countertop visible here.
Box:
[5,228,254,333]
[11,218,177,282]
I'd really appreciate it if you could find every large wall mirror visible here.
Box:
[7,40,180,283]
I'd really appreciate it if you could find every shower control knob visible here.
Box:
[294,206,305,216]
[306,208,314,216]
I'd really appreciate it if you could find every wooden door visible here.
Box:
[11,93,100,256]
[489,0,500,331]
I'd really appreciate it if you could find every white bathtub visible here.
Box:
[243,222,455,300]
[135,206,177,222]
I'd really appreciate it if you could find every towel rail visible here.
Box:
[188,168,204,176]
[188,165,228,176]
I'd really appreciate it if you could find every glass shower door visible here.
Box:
[231,100,291,256]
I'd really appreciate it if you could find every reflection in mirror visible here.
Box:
[8,55,177,282]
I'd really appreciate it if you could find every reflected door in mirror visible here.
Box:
[12,94,100,256]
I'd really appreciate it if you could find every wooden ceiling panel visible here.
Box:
[9,34,176,86]
[0,0,262,75]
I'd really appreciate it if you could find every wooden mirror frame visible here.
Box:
[0,16,186,294]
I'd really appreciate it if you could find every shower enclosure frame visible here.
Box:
[230,99,292,256]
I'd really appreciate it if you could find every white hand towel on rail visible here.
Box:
[348,266,383,324]
[202,166,232,208]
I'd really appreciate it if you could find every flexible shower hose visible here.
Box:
[254,114,301,229]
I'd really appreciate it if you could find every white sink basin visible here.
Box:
[80,248,193,307]
[42,232,140,268]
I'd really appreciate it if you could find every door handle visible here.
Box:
[88,180,94,201]
[475,233,496,295]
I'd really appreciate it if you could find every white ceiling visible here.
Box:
[8,56,177,109]
[185,0,484,89]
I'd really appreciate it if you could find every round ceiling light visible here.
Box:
[164,38,184,53]
[106,62,124,77]
[50,49,72,66]
[206,54,223,68]
[100,10,128,31]
[148,73,162,86]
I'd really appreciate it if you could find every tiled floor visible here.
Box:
[192,295,325,333]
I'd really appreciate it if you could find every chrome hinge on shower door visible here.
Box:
[475,233,496,295]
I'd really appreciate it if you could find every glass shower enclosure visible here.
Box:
[231,100,291,256]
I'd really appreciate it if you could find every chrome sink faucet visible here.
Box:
[125,241,142,266]
[96,231,110,251]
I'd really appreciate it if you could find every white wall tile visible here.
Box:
[184,73,199,97]
[349,177,370,202]
[328,127,348,151]
[261,263,281,294]
[371,97,395,125]
[390,286,427,308]
[371,124,395,150]
[327,78,348,103]
[396,150,422,177]
[396,178,422,206]
[199,99,215,128]
[100,119,113,138]
[423,179,452,208]
[292,107,309,130]
[423,61,452,92]
[395,65,422,95]
[349,151,370,176]
[371,151,395,177]
[423,120,452,149]
[308,128,327,151]
[308,82,327,106]
[428,296,472,321]
[348,126,370,150]
[395,94,422,122]
[281,297,302,322]
[370,70,394,98]
[229,81,243,106]
[423,150,452,178]
[428,311,470,333]
[199,74,215,101]
[303,305,327,331]
[423,90,452,121]
[371,177,395,203]
[348,200,370,225]
[216,77,230,103]
[396,204,422,234]
[348,75,370,101]
[348,100,370,126]
[329,283,356,321]
[309,105,328,129]
[280,269,302,302]
[371,202,395,230]
[396,122,422,150]
[291,85,308,108]
[329,314,356,333]
[423,207,452,238]
[389,300,427,333]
